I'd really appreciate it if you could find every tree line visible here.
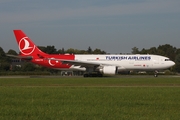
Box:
[0,44,180,73]
[38,46,106,54]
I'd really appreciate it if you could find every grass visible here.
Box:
[0,76,180,119]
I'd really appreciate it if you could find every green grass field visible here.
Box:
[0,76,180,120]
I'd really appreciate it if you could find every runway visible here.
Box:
[0,75,179,78]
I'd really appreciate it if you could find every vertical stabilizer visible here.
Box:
[13,30,47,56]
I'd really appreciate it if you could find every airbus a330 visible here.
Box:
[8,30,175,77]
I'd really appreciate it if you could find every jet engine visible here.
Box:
[99,66,117,75]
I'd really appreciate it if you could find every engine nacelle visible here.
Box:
[100,66,117,75]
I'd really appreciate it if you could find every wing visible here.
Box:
[51,58,127,72]
[48,58,113,67]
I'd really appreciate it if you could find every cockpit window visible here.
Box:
[165,59,170,61]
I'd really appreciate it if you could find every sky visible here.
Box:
[0,0,180,54]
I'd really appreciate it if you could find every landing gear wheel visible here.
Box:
[154,74,158,77]
[83,74,89,77]
[97,74,103,77]
[83,73,103,77]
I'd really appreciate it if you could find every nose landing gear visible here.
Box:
[154,70,158,77]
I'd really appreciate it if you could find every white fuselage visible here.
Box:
[70,54,175,71]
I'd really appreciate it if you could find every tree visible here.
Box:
[176,48,180,55]
[87,46,92,54]
[38,46,47,53]
[0,47,11,71]
[7,49,18,55]
[66,48,76,54]
[57,48,65,54]
[0,62,10,71]
[38,45,58,54]
[46,46,57,54]
[0,47,6,59]
[139,48,148,54]
[174,54,180,73]
[93,48,106,54]
[131,47,139,54]
[79,50,88,54]
[157,44,176,61]
[61,48,65,54]
[148,47,157,54]
[22,62,35,71]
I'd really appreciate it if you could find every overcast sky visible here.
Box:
[0,0,180,53]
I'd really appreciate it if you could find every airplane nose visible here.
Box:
[171,61,175,66]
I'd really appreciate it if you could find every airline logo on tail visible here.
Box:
[19,37,35,55]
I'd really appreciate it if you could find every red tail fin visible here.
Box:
[13,30,47,56]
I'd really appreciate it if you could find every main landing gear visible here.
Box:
[83,73,103,77]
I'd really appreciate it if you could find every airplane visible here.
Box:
[8,30,175,77]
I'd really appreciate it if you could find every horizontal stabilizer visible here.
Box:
[6,54,33,60]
